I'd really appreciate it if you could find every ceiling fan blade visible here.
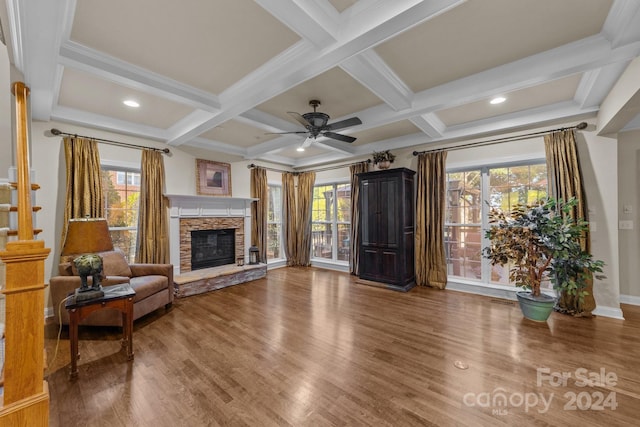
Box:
[323,132,356,143]
[264,131,308,135]
[301,137,314,148]
[325,117,362,131]
[287,112,311,128]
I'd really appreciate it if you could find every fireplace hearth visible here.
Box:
[191,228,235,270]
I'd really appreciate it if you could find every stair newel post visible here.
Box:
[0,82,50,426]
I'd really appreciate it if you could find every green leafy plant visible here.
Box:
[483,197,604,301]
[372,150,395,164]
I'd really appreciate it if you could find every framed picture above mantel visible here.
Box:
[196,159,232,196]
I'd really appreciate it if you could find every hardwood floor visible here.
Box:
[45,267,640,426]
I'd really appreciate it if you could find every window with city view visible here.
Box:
[267,185,283,260]
[311,183,350,263]
[102,167,140,263]
[445,162,547,286]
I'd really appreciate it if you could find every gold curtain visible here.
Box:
[251,167,268,263]
[544,130,595,315]
[415,151,448,289]
[136,149,168,263]
[282,172,297,266]
[61,136,104,250]
[349,161,369,274]
[295,171,315,266]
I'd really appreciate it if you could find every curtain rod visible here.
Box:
[247,159,371,175]
[49,128,171,154]
[412,122,588,156]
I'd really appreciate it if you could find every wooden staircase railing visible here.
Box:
[0,82,50,426]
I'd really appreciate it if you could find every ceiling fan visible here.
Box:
[268,100,362,148]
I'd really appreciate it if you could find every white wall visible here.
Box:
[576,125,621,318]
[617,129,640,299]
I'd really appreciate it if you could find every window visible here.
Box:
[116,171,140,186]
[102,167,141,263]
[267,185,283,260]
[311,183,351,263]
[445,162,547,286]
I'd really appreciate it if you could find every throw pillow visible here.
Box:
[101,250,133,277]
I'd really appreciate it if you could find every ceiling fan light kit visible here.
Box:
[268,99,362,145]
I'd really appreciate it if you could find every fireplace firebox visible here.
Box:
[191,228,236,270]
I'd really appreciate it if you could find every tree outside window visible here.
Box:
[445,162,547,287]
[267,185,283,260]
[102,168,140,262]
[311,183,351,262]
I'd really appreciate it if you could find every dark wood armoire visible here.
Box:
[357,167,415,291]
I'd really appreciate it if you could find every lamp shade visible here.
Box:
[61,218,114,255]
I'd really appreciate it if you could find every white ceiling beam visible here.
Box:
[253,0,339,47]
[338,0,464,44]
[167,0,465,146]
[59,42,221,112]
[601,0,640,49]
[291,151,361,169]
[442,101,598,140]
[597,56,640,135]
[51,105,168,141]
[351,101,598,157]
[186,137,247,157]
[313,139,357,155]
[7,0,71,120]
[166,110,224,143]
[338,34,640,135]
[411,114,445,138]
[236,109,302,133]
[245,134,307,158]
[340,50,413,111]
[575,62,630,109]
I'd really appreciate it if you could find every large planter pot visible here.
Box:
[516,291,556,322]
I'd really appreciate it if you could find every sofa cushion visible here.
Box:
[101,250,133,277]
[130,275,168,302]
[60,262,73,276]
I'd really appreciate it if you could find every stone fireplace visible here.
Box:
[165,194,256,276]
[179,217,244,273]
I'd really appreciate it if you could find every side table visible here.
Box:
[65,283,136,378]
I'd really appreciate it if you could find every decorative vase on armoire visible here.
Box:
[357,167,415,291]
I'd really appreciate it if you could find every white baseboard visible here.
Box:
[44,306,53,319]
[447,280,518,300]
[620,294,640,306]
[311,260,349,272]
[266,259,287,270]
[447,279,625,319]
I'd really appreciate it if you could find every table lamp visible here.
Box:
[61,218,114,302]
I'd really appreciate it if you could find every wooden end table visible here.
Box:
[65,283,136,379]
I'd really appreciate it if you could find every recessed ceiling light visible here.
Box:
[123,99,140,108]
[490,97,506,105]
[296,147,305,152]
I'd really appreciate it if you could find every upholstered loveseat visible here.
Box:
[50,249,174,326]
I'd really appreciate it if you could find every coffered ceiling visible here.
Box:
[4,0,640,168]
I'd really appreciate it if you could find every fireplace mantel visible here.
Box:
[165,194,257,275]
[165,194,257,217]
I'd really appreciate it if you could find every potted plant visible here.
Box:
[372,150,395,169]
[483,197,604,321]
